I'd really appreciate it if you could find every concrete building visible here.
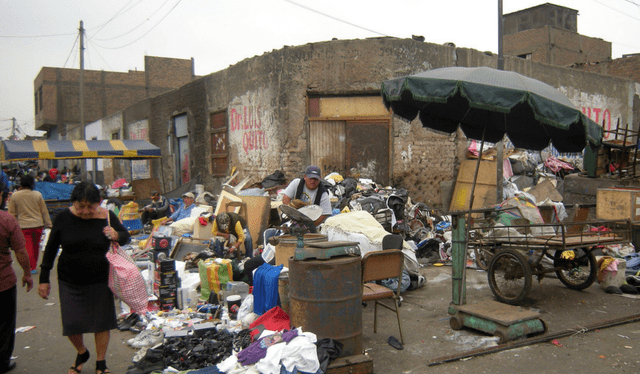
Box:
[93,36,638,208]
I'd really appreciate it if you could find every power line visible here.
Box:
[62,33,80,68]
[93,0,173,42]
[94,0,183,50]
[282,0,387,37]
[85,39,113,71]
[620,0,640,8]
[91,0,142,39]
[0,32,76,38]
[590,0,640,22]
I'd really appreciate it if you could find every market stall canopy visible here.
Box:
[381,66,602,153]
[0,140,161,161]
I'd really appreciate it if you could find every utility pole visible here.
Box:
[79,20,85,130]
[11,118,16,139]
[496,0,504,203]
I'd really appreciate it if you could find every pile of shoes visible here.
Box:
[163,329,234,370]
[118,313,141,331]
[127,329,165,349]
[126,346,165,374]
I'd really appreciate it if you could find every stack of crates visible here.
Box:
[154,257,178,311]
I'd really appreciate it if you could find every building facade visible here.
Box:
[503,3,611,66]
[92,37,638,207]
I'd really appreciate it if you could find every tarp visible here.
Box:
[0,140,161,161]
[34,181,75,201]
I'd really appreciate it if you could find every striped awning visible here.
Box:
[0,140,161,161]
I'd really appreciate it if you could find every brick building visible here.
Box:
[503,3,611,66]
[572,54,640,85]
[33,56,196,141]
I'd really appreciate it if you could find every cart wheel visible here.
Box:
[474,247,494,271]
[450,315,464,330]
[553,248,597,290]
[487,248,532,305]
[494,329,509,344]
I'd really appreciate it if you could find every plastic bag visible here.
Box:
[107,242,149,314]
[237,294,254,324]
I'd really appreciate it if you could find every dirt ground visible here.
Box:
[10,258,640,373]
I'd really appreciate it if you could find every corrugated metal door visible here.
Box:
[310,120,346,175]
[346,121,389,184]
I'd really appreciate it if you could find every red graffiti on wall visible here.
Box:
[582,107,612,139]
[229,105,269,154]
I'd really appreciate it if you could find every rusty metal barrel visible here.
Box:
[288,255,362,357]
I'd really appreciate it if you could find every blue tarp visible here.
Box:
[35,181,75,201]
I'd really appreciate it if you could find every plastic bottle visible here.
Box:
[221,311,230,328]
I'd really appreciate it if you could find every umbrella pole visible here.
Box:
[451,126,487,307]
[468,126,487,214]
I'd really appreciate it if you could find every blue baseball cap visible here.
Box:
[305,165,321,180]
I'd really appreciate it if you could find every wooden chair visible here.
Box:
[361,249,405,344]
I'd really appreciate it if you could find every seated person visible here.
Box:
[282,165,332,226]
[163,192,196,225]
[211,212,253,259]
[141,191,169,225]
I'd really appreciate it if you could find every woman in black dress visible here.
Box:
[38,182,130,374]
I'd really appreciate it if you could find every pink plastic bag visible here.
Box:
[107,242,149,314]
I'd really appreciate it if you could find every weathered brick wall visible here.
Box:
[504,26,611,66]
[34,57,195,134]
[147,79,208,192]
[573,55,640,84]
[120,38,636,207]
[145,56,194,90]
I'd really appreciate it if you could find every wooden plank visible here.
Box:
[456,300,539,326]
[449,159,497,211]
[239,196,271,250]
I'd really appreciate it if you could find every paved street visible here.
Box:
[10,258,640,373]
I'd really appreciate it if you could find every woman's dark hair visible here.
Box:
[70,181,102,204]
[20,174,35,190]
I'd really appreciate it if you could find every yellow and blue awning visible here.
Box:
[0,140,161,161]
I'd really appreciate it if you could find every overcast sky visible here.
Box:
[2,0,639,139]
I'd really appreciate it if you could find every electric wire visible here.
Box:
[0,32,76,38]
[93,0,182,50]
[282,0,387,37]
[90,0,139,38]
[62,33,80,69]
[85,39,113,71]
[93,0,173,42]
[590,0,640,22]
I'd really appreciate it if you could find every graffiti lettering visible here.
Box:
[582,107,612,139]
[242,130,269,155]
[230,106,262,132]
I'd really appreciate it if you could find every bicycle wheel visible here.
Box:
[554,248,597,290]
[488,248,532,305]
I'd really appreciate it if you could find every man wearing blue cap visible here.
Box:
[282,165,332,226]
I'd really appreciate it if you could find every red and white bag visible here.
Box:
[106,214,149,314]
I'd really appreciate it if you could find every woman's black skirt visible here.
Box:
[58,280,117,336]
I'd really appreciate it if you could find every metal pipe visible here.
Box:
[428,313,640,367]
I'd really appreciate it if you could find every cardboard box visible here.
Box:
[155,270,177,286]
[157,285,178,299]
[596,188,640,221]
